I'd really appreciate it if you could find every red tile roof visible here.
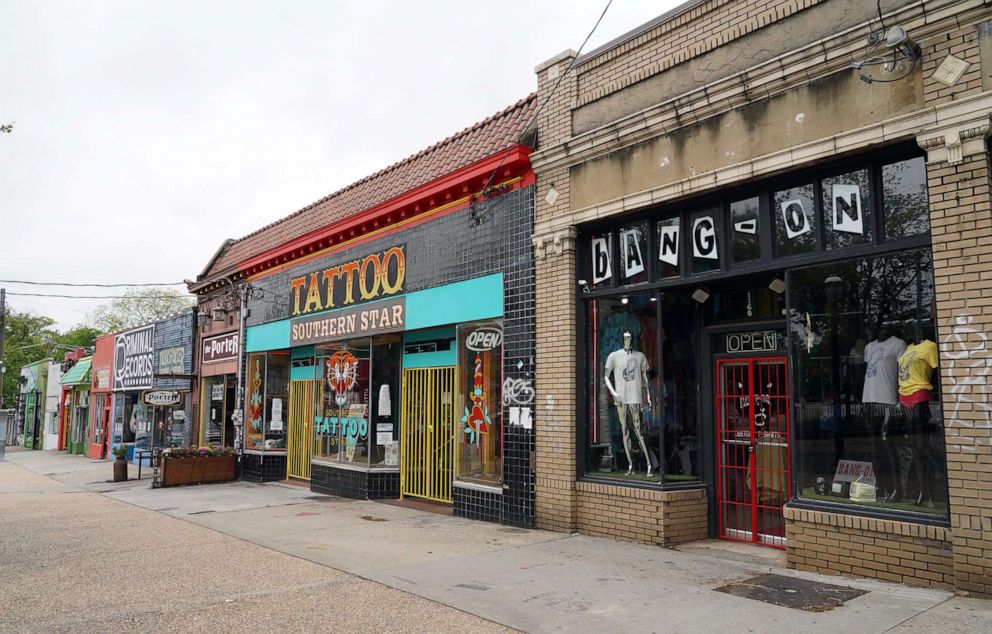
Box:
[202,94,537,279]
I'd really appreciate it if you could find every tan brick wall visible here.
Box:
[534,234,578,532]
[576,482,708,546]
[784,507,954,589]
[922,24,985,107]
[575,0,821,106]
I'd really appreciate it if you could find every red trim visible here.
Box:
[238,145,533,277]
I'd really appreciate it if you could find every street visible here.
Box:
[2,448,991,634]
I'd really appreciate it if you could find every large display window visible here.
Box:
[456,322,503,484]
[788,249,947,516]
[245,351,290,451]
[585,291,701,484]
[200,375,236,448]
[313,336,401,468]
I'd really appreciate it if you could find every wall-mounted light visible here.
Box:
[850,14,920,85]
[211,308,227,322]
[196,310,210,327]
[691,287,710,304]
[577,279,590,294]
[620,296,629,305]
[768,277,786,294]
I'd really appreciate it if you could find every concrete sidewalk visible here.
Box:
[6,449,992,633]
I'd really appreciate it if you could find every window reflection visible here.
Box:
[789,250,947,515]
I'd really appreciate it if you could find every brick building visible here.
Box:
[190,97,539,525]
[531,0,992,594]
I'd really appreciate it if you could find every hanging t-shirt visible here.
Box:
[605,348,649,405]
[862,336,906,405]
[897,339,938,396]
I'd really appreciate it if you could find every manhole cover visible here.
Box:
[715,574,867,612]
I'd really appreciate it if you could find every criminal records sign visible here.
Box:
[114,325,155,390]
[290,297,405,346]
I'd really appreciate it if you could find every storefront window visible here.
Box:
[656,216,681,278]
[245,352,290,451]
[456,322,503,484]
[201,376,234,447]
[729,197,761,263]
[586,290,702,485]
[370,336,401,468]
[73,391,90,445]
[92,393,105,446]
[883,157,929,239]
[619,222,649,285]
[121,392,142,445]
[774,182,817,257]
[314,340,371,464]
[589,231,614,289]
[822,169,872,250]
[789,249,947,516]
[690,208,721,273]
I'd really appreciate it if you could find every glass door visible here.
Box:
[715,357,791,548]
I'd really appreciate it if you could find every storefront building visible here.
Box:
[61,356,91,456]
[42,360,62,451]
[17,359,50,450]
[190,96,538,525]
[191,279,241,450]
[111,310,195,462]
[87,334,114,460]
[531,0,992,595]
[57,348,88,451]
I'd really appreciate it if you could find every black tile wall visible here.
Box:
[453,485,502,523]
[311,463,400,499]
[240,453,287,482]
[245,186,535,527]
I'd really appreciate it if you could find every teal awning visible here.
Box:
[60,357,92,385]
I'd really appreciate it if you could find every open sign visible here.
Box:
[466,327,502,352]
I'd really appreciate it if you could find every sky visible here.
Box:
[1,0,681,330]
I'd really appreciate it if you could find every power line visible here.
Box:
[0,279,185,287]
[6,292,193,300]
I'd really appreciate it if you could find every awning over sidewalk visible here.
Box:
[60,357,91,386]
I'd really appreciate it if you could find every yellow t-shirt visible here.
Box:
[897,340,938,396]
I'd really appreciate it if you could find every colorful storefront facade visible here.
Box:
[42,360,62,451]
[191,97,538,525]
[111,310,195,463]
[61,356,92,456]
[18,359,50,450]
[87,334,114,460]
[530,0,992,595]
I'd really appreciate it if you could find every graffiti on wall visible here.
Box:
[940,314,992,451]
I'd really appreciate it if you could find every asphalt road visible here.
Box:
[0,457,510,634]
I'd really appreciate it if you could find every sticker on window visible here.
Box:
[692,216,718,260]
[620,229,645,279]
[781,199,811,239]
[831,184,863,235]
[591,237,612,284]
[659,224,680,266]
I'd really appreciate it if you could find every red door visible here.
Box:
[715,357,791,548]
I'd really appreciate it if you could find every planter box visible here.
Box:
[160,455,236,487]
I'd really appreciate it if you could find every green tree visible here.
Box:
[1,311,58,408]
[1,122,12,133]
[88,288,193,333]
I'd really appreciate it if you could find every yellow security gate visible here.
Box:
[401,367,456,503]
[287,379,318,480]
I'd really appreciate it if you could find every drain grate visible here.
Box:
[715,574,867,612]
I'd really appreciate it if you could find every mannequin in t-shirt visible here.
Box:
[862,327,906,501]
[605,331,653,476]
[897,334,940,506]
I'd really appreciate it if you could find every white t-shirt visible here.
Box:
[862,336,906,406]
[605,349,649,405]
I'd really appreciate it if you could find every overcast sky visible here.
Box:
[1,0,680,330]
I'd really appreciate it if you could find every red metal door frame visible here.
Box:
[715,356,791,549]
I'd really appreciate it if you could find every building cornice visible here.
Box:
[535,92,992,235]
[531,0,985,172]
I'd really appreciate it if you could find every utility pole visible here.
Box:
[0,287,6,409]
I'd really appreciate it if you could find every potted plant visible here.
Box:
[111,444,128,482]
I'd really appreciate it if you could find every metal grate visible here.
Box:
[400,366,456,503]
[287,379,318,480]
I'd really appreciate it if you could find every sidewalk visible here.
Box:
[6,450,992,633]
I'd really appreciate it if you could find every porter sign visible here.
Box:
[114,325,154,390]
[202,332,239,364]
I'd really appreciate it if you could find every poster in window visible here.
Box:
[591,236,612,284]
[620,228,645,279]
[831,184,864,235]
[659,223,680,266]
[781,199,812,239]
[692,216,718,260]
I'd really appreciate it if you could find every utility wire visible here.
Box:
[6,292,193,300]
[0,279,185,287]
[478,0,614,195]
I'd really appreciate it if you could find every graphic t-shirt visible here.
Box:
[605,349,649,405]
[862,336,906,405]
[897,339,938,396]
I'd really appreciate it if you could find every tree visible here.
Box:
[1,311,59,408]
[1,122,12,134]
[55,325,103,351]
[88,288,193,333]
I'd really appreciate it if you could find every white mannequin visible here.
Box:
[604,331,653,476]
